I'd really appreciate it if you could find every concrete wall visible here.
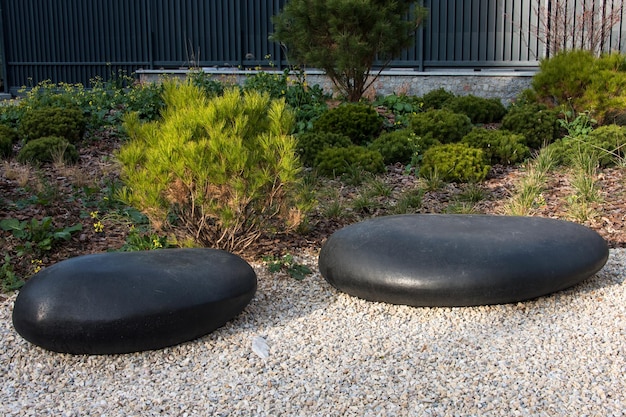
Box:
[137,68,536,105]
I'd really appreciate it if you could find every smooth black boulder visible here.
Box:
[318,214,609,307]
[12,248,256,354]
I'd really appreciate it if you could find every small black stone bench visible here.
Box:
[12,248,257,354]
[318,214,609,307]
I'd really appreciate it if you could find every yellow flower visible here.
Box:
[93,221,104,233]
[90,211,98,219]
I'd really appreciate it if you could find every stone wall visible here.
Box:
[137,68,536,104]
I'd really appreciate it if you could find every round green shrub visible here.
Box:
[296,131,353,167]
[313,103,383,145]
[409,108,473,144]
[501,103,560,149]
[421,88,455,110]
[368,129,419,164]
[461,128,530,165]
[420,143,490,183]
[0,124,18,158]
[444,95,507,124]
[19,106,86,143]
[315,146,385,177]
[0,136,12,158]
[16,136,79,165]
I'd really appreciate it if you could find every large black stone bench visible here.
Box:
[12,248,256,354]
[318,214,609,307]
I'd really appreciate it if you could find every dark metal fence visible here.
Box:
[1,0,625,94]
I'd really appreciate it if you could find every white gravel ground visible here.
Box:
[1,249,625,417]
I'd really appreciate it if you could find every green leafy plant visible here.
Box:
[117,81,310,253]
[1,255,24,292]
[409,109,473,144]
[16,136,79,165]
[263,253,312,280]
[444,95,507,124]
[420,143,490,183]
[314,146,385,178]
[461,128,530,165]
[313,104,383,145]
[373,93,423,127]
[272,0,426,101]
[0,217,82,255]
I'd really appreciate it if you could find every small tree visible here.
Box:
[272,0,426,102]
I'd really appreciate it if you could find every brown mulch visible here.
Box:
[2,134,626,285]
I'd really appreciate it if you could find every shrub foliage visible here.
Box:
[18,106,86,143]
[420,143,490,183]
[117,81,308,253]
[16,136,78,165]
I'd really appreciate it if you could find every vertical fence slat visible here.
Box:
[3,0,626,93]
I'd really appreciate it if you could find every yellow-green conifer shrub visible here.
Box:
[117,80,309,253]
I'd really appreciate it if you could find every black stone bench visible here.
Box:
[318,214,609,307]
[12,248,257,354]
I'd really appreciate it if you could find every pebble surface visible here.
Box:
[1,249,625,417]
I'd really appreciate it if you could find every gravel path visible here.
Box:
[1,249,625,417]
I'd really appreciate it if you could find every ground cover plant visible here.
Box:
[2,52,626,292]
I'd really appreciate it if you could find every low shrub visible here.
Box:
[313,103,383,145]
[501,103,560,149]
[368,129,420,165]
[409,108,473,144]
[117,81,310,253]
[461,128,530,165]
[315,146,385,177]
[16,136,78,165]
[18,106,86,143]
[0,124,18,158]
[296,131,352,167]
[421,88,455,110]
[420,143,490,183]
[444,95,507,124]
[530,50,626,121]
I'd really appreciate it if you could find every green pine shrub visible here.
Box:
[0,124,18,158]
[444,95,507,124]
[315,146,385,177]
[18,106,86,143]
[420,143,490,183]
[530,50,626,122]
[532,50,597,107]
[421,88,455,109]
[501,103,560,149]
[409,108,473,144]
[313,104,383,145]
[16,136,78,165]
[117,81,309,253]
[368,129,420,165]
[461,128,530,165]
[296,131,353,167]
